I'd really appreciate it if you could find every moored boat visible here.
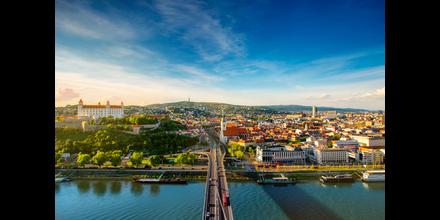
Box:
[135,178,187,184]
[320,174,354,183]
[134,172,187,184]
[361,170,385,182]
[55,177,71,183]
[257,174,295,185]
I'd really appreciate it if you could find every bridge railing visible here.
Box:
[202,153,211,220]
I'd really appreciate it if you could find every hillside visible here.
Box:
[56,101,371,116]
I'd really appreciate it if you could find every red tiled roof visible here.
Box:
[226,123,238,128]
[82,105,106,108]
[82,105,122,109]
[223,127,247,136]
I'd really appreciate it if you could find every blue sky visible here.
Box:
[55,0,384,110]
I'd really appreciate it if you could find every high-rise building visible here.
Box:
[312,106,317,118]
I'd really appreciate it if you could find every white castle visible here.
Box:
[77,99,124,119]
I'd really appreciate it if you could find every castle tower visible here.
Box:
[106,100,110,117]
[78,99,83,117]
[121,101,124,117]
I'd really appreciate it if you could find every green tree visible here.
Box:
[110,150,122,166]
[130,152,144,167]
[327,141,333,148]
[247,146,256,154]
[235,150,244,159]
[228,147,234,157]
[188,153,196,165]
[174,154,185,164]
[77,153,91,167]
[55,151,62,164]
[92,150,107,167]
[149,155,166,166]
[174,152,196,165]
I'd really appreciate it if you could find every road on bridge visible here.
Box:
[203,129,234,220]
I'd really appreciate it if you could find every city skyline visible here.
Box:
[55,0,384,110]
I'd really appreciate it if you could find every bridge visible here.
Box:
[202,130,234,220]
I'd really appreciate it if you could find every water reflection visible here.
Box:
[131,183,144,196]
[320,182,353,188]
[362,182,385,191]
[262,184,342,220]
[150,184,160,196]
[110,181,122,194]
[77,181,91,194]
[55,183,60,193]
[92,181,107,196]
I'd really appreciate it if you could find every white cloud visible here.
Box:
[55,88,80,102]
[153,0,245,61]
[56,0,144,40]
[320,66,385,81]
[175,65,224,82]
[359,87,385,99]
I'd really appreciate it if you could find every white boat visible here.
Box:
[55,177,71,183]
[362,170,385,182]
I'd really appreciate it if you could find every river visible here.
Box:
[55,180,384,220]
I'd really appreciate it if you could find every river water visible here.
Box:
[55,180,384,220]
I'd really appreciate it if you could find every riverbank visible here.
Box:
[56,168,207,181]
[56,168,368,181]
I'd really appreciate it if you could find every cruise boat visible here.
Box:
[361,170,385,182]
[257,173,295,185]
[320,174,354,183]
[135,177,187,184]
[133,172,187,184]
[55,177,71,183]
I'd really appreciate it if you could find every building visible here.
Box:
[326,111,337,119]
[312,106,317,118]
[335,140,359,149]
[77,99,124,119]
[314,138,328,148]
[347,146,385,164]
[311,148,348,164]
[222,126,248,143]
[358,147,385,164]
[350,135,385,147]
[256,145,306,164]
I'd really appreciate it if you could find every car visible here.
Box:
[206,212,211,217]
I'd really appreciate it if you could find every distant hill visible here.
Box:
[145,101,370,112]
[256,104,370,113]
[55,101,372,116]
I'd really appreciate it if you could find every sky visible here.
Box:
[55,0,384,110]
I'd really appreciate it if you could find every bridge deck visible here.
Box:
[202,130,234,220]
